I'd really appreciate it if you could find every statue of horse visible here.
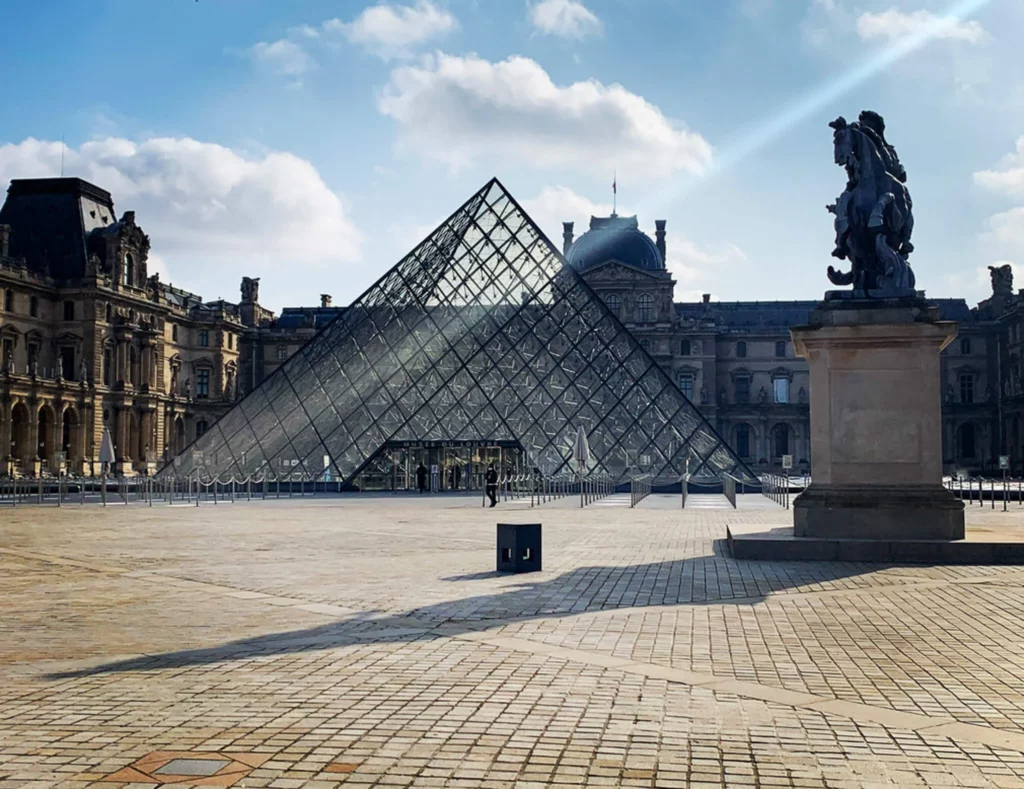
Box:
[826,115,915,293]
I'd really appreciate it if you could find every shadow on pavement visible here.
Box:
[47,550,873,680]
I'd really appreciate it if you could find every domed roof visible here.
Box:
[566,214,664,272]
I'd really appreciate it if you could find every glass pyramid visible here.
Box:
[165,179,756,486]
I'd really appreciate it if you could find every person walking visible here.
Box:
[485,463,498,508]
[416,462,428,494]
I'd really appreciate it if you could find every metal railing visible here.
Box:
[630,474,653,508]
[761,472,790,509]
[0,472,341,508]
[525,472,615,508]
[946,475,1024,512]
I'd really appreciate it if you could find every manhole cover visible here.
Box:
[155,758,231,777]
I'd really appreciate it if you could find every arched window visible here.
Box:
[680,339,691,356]
[605,294,621,316]
[961,337,971,355]
[735,424,751,459]
[636,294,653,323]
[124,253,134,287]
[736,341,747,358]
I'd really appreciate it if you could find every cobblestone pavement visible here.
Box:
[4,494,1024,788]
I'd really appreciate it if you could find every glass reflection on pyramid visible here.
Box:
[164,179,755,487]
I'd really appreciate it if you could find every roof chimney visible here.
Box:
[562,222,574,256]
[655,220,667,260]
[702,293,711,304]
[0,225,9,258]
[320,294,332,308]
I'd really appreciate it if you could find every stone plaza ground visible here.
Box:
[4,494,1024,788]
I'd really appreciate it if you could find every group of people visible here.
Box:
[415,462,500,507]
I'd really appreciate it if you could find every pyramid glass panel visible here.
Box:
[164,179,755,486]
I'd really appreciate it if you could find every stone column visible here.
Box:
[0,400,10,475]
[26,401,39,462]
[791,297,965,540]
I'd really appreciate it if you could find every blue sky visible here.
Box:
[2,0,1023,312]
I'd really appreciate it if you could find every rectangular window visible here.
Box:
[227,333,233,350]
[736,424,751,459]
[775,340,786,358]
[735,377,750,404]
[736,341,746,358]
[773,377,790,404]
[60,347,75,381]
[172,324,178,342]
[1,338,12,365]
[2,289,12,312]
[277,345,288,361]
[29,296,38,318]
[677,373,694,401]
[103,347,113,386]
[27,343,38,371]
[199,329,209,347]
[196,368,210,398]
[960,373,974,404]
[63,301,74,321]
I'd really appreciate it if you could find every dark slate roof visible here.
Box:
[566,215,664,273]
[0,178,116,280]
[275,306,347,330]
[675,297,975,330]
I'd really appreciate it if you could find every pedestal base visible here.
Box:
[793,484,965,541]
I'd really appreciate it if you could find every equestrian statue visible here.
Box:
[826,110,916,294]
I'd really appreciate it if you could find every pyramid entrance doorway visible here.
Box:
[356,440,526,492]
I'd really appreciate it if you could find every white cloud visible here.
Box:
[378,53,712,178]
[334,1,457,60]
[247,38,317,77]
[521,185,614,245]
[942,261,1022,304]
[985,207,1024,249]
[855,8,987,44]
[0,137,362,301]
[528,0,602,40]
[975,136,1024,197]
[666,238,748,301]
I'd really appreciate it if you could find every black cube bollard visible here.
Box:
[496,523,542,573]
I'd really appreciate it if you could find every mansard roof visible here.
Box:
[0,177,117,281]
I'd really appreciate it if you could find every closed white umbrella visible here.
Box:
[573,426,590,508]
[99,428,115,471]
[573,425,591,469]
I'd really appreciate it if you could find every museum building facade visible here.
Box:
[0,176,1012,478]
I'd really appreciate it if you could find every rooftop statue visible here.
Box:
[826,111,915,295]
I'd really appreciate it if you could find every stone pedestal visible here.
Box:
[791,296,965,541]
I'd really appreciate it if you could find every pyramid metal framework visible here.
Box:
[165,179,756,486]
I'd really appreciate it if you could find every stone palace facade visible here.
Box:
[0,176,1013,476]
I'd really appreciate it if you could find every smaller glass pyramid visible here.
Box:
[164,179,756,486]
